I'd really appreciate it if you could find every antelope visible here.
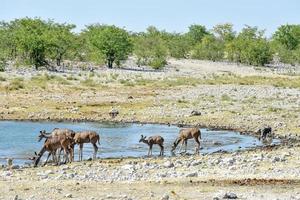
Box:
[171,127,201,154]
[34,134,74,167]
[73,131,100,161]
[258,126,272,141]
[139,135,164,156]
[38,128,76,161]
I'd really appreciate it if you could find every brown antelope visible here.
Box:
[73,131,100,161]
[38,128,76,161]
[139,135,164,156]
[34,134,74,167]
[171,127,201,154]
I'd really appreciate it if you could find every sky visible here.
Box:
[1,0,300,36]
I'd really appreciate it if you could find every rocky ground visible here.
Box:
[1,144,300,199]
[0,59,300,199]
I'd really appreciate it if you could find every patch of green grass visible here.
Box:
[0,76,6,81]
[80,78,98,87]
[66,75,78,81]
[221,94,232,101]
[120,79,135,86]
[267,107,283,113]
[110,73,119,80]
[6,77,24,90]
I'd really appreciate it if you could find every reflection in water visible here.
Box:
[0,121,280,165]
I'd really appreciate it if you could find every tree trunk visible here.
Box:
[107,59,113,69]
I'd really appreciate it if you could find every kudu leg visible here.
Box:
[79,144,83,161]
[184,140,187,153]
[178,140,184,153]
[195,137,200,155]
[43,152,52,166]
[92,143,98,160]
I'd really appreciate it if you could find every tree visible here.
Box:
[273,25,300,50]
[186,24,209,46]
[85,25,133,68]
[46,23,76,66]
[10,18,52,69]
[191,35,224,61]
[225,26,272,66]
[272,25,300,65]
[213,23,235,42]
[133,27,168,69]
[166,34,190,59]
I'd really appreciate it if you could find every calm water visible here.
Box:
[0,121,279,165]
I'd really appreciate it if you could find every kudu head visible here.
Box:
[139,135,147,143]
[171,139,178,152]
[37,130,52,142]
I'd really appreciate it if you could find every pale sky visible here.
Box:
[1,0,300,35]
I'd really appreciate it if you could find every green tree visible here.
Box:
[10,18,52,69]
[167,34,190,58]
[133,27,168,69]
[85,25,133,68]
[213,23,235,42]
[46,23,76,66]
[225,26,272,66]
[186,24,209,46]
[272,25,300,65]
[273,25,300,50]
[191,35,224,61]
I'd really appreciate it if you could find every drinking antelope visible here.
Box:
[34,134,74,167]
[171,127,201,154]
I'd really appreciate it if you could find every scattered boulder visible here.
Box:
[190,110,201,116]
[185,172,198,177]
[163,161,174,168]
[109,109,119,118]
[223,192,238,199]
[161,194,169,200]
[65,193,73,198]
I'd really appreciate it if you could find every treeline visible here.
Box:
[0,17,300,71]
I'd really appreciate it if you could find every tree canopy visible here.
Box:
[1,18,300,70]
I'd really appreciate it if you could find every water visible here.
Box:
[0,121,279,165]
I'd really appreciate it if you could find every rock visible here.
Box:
[213,197,220,200]
[185,172,198,177]
[163,161,174,168]
[190,110,201,116]
[109,109,119,118]
[223,192,238,199]
[191,160,202,166]
[121,164,135,170]
[65,193,72,198]
[11,165,20,169]
[14,195,18,200]
[272,157,281,163]
[161,194,169,200]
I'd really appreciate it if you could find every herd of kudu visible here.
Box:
[32,125,272,167]
[32,126,202,167]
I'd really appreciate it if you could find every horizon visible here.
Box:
[2,0,300,36]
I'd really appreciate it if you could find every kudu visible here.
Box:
[73,131,100,161]
[38,128,76,161]
[171,127,201,154]
[34,134,74,167]
[139,135,164,156]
